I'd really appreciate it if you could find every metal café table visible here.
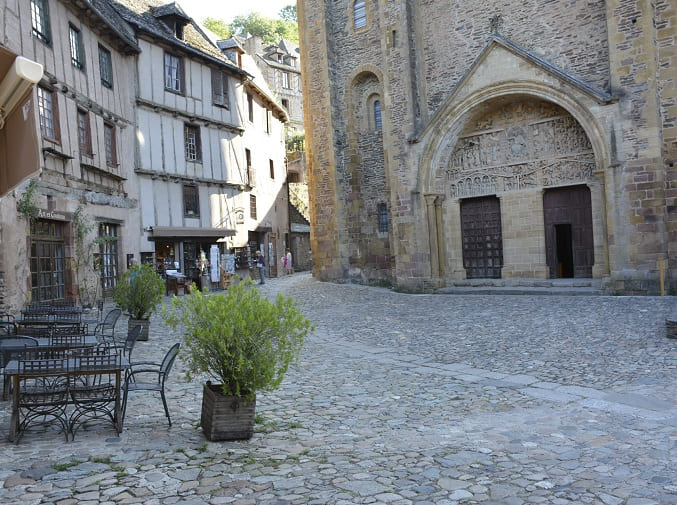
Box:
[4,354,129,442]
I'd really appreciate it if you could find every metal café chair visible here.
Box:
[0,314,17,336]
[108,325,142,362]
[11,358,70,443]
[69,352,124,439]
[1,336,39,400]
[121,343,180,427]
[90,308,122,345]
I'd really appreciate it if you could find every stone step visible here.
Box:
[437,286,604,296]
[437,278,604,296]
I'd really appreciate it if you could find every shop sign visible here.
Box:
[37,209,67,220]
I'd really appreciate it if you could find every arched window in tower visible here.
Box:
[354,0,366,29]
[374,99,382,130]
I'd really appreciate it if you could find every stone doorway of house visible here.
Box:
[460,196,503,279]
[543,185,594,278]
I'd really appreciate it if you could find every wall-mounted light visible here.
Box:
[0,56,43,129]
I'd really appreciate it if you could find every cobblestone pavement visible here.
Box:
[1,273,675,505]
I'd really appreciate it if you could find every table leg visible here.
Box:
[8,375,19,442]
[114,370,122,433]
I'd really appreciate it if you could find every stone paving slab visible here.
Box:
[0,273,675,505]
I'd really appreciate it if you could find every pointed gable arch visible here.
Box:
[417,36,618,195]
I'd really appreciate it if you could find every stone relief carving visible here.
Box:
[442,102,594,199]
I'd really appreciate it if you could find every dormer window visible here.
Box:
[174,22,184,40]
[151,2,190,42]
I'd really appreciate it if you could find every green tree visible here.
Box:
[229,12,298,45]
[203,17,232,39]
[279,5,297,22]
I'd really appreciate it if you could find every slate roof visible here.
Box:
[278,38,300,57]
[64,0,139,53]
[112,0,246,76]
[149,1,190,20]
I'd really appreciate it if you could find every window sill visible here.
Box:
[42,147,73,161]
[165,88,185,96]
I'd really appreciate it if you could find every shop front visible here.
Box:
[145,226,235,291]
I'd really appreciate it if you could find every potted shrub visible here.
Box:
[165,280,312,440]
[113,264,165,341]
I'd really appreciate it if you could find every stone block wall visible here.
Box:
[299,0,674,294]
[500,192,547,279]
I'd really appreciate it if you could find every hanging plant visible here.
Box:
[17,179,38,221]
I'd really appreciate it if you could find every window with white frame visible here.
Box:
[69,24,84,69]
[99,44,113,88]
[184,124,202,162]
[30,0,51,44]
[282,71,290,89]
[354,0,367,29]
[37,86,59,141]
[211,68,230,109]
[164,52,184,93]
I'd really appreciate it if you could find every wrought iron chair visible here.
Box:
[91,308,122,344]
[0,314,17,336]
[1,336,39,400]
[108,325,142,362]
[69,352,124,439]
[11,358,70,443]
[121,343,180,427]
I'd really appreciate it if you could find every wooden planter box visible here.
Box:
[128,318,150,341]
[201,384,256,441]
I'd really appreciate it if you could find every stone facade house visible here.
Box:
[298,0,676,294]
[0,0,140,311]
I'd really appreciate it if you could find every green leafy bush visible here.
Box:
[113,264,164,320]
[165,281,312,401]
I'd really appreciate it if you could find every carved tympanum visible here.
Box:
[443,101,594,198]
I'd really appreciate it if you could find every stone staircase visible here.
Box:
[437,278,604,296]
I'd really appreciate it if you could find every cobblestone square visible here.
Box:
[1,273,675,504]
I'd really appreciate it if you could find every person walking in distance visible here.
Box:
[285,249,293,275]
[256,250,265,285]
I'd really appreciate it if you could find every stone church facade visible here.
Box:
[298,0,676,294]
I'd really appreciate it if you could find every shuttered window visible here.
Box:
[211,69,230,109]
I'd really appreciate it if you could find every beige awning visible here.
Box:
[0,48,43,197]
[148,226,236,240]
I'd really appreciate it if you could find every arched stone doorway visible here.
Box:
[436,96,600,280]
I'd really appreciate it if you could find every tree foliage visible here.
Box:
[165,280,312,401]
[204,6,298,45]
[203,17,232,39]
[230,12,298,45]
[113,264,165,320]
[279,5,297,22]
